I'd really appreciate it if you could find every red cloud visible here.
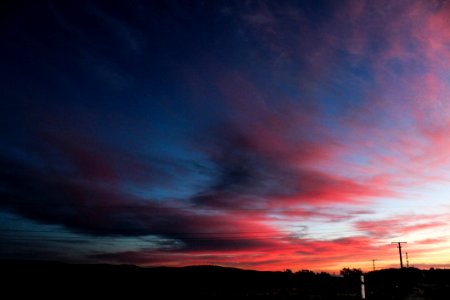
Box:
[3,0,450,272]
[89,235,397,272]
[414,237,449,245]
[354,214,448,239]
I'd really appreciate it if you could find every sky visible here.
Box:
[1,0,450,272]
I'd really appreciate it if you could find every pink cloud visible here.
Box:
[354,214,448,239]
[90,235,397,272]
[414,237,449,245]
[69,0,450,271]
[83,1,450,271]
[4,0,450,272]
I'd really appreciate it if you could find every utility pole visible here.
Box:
[371,259,377,271]
[391,242,407,268]
[406,252,409,268]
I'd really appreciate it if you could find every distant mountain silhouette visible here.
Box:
[2,260,449,299]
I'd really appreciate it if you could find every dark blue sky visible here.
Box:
[2,0,450,271]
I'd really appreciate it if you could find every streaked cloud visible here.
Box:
[2,0,450,271]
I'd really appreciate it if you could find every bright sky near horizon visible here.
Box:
[1,0,450,272]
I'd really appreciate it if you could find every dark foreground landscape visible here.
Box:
[2,260,450,299]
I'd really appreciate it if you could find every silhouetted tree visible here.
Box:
[340,267,362,279]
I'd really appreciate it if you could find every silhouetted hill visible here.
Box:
[1,260,449,299]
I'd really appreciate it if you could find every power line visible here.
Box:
[1,221,444,242]
[0,219,436,235]
[0,225,436,242]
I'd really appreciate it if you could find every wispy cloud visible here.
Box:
[2,0,450,271]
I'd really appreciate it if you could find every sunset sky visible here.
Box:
[2,0,450,272]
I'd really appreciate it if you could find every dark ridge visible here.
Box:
[2,260,450,299]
